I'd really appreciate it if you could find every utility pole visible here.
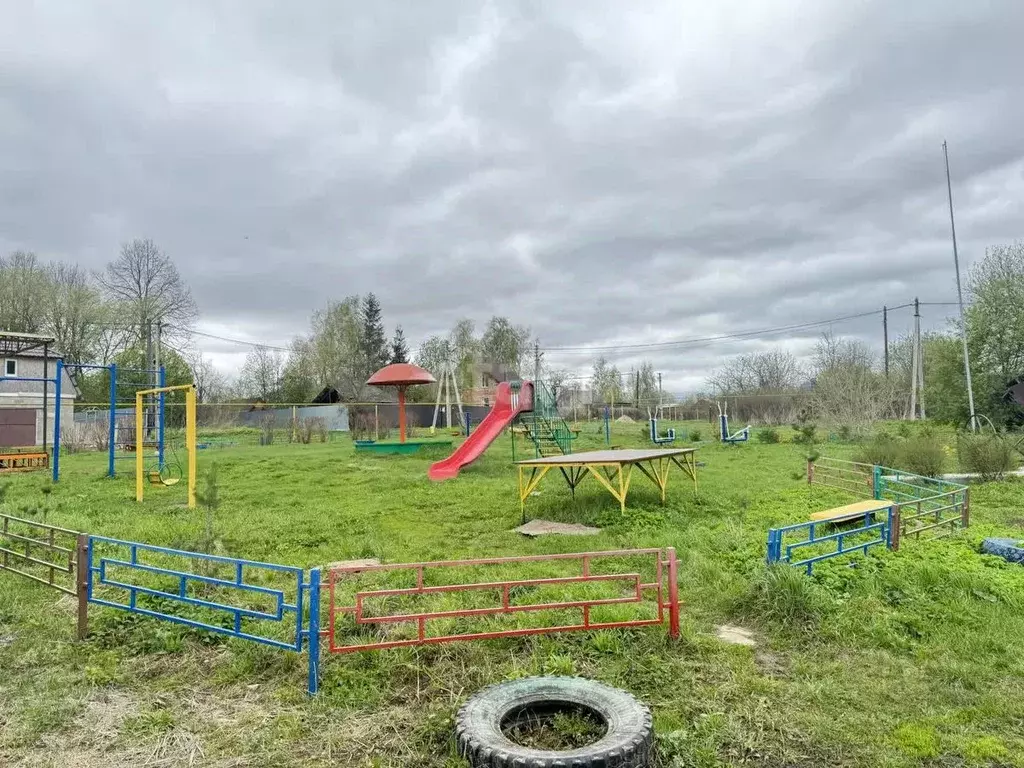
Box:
[914,298,925,419]
[883,305,889,378]
[657,372,663,415]
[155,319,162,380]
[910,300,919,419]
[534,341,540,384]
[144,318,153,438]
[944,140,977,430]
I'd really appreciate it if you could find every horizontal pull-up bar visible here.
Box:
[0,376,57,384]
[60,363,162,375]
[136,384,195,397]
[61,363,110,372]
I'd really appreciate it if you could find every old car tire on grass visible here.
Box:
[456,676,654,767]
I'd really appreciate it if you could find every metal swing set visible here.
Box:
[134,384,196,508]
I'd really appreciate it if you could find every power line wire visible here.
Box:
[180,328,292,353]
[540,304,915,353]
[170,298,960,359]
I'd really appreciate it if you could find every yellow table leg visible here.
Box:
[657,458,668,503]
[518,465,552,523]
[587,463,633,513]
[618,464,631,513]
[671,452,698,494]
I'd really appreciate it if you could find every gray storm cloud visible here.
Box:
[1,0,1022,391]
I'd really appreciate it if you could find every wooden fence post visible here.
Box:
[807,458,814,485]
[76,534,89,640]
[962,488,970,529]
[890,506,901,552]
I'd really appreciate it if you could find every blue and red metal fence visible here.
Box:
[2,531,679,696]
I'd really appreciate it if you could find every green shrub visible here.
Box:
[856,434,902,469]
[688,429,701,442]
[896,434,946,478]
[791,423,817,445]
[837,425,853,442]
[855,433,946,477]
[756,427,780,444]
[958,433,1016,480]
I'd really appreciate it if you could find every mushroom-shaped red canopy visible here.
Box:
[366,363,436,387]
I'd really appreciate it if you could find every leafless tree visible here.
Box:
[237,345,285,402]
[545,368,570,408]
[809,331,896,429]
[99,239,197,343]
[190,352,230,403]
[812,330,875,375]
[710,350,804,394]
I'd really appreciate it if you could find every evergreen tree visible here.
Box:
[390,325,409,364]
[361,293,389,371]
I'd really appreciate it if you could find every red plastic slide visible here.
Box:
[428,381,533,481]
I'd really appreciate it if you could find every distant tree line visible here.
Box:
[234,300,539,404]
[702,241,1024,428]
[1,240,210,403]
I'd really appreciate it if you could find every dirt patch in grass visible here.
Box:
[24,690,139,768]
[755,649,789,678]
[715,624,757,647]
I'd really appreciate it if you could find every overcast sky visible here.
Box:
[2,1,1022,393]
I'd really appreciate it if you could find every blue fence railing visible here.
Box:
[86,537,321,690]
[766,509,893,574]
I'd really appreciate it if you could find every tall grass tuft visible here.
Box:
[735,565,829,629]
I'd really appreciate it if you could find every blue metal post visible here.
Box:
[158,366,166,469]
[873,465,883,500]
[465,412,472,437]
[108,364,117,477]
[86,536,94,600]
[307,568,321,695]
[53,360,63,482]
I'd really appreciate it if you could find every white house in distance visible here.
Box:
[0,331,78,449]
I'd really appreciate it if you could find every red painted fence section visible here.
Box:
[326,548,679,654]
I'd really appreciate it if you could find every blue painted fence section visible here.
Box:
[767,510,893,574]
[87,537,322,692]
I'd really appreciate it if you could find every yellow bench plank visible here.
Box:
[810,499,891,523]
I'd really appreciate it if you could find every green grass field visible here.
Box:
[2,422,1024,767]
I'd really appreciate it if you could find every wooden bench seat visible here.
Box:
[0,452,49,472]
[810,499,891,524]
